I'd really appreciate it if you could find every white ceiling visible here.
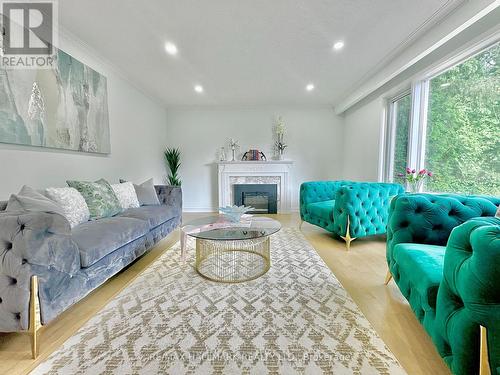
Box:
[59,0,461,108]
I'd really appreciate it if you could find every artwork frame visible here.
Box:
[0,48,110,154]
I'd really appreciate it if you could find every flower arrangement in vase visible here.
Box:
[274,116,287,160]
[397,167,433,193]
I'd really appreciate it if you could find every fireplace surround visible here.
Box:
[217,160,293,213]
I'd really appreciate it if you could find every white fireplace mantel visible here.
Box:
[217,160,293,213]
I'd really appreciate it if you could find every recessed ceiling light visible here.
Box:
[306,83,315,91]
[194,84,204,93]
[333,41,344,51]
[165,42,178,55]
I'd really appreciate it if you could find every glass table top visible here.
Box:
[181,215,281,241]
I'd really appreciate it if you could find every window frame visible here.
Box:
[382,89,412,183]
[381,33,500,191]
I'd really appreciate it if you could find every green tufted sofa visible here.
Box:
[300,181,403,249]
[386,193,500,375]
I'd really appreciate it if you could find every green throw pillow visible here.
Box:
[67,178,122,220]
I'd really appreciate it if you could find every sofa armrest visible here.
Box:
[332,182,403,238]
[155,185,182,212]
[0,211,80,332]
[299,181,351,220]
[434,217,500,375]
[386,194,498,271]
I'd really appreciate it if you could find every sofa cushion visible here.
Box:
[306,200,335,221]
[393,243,445,320]
[45,187,90,228]
[72,217,149,268]
[117,205,177,229]
[6,185,64,216]
[67,179,122,220]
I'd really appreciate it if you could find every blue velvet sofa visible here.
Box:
[0,185,181,352]
[386,193,500,375]
[300,181,403,249]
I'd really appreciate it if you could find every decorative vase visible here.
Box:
[219,205,253,222]
[278,150,284,160]
[231,147,236,161]
[219,147,226,161]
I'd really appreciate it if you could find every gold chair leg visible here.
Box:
[340,216,356,251]
[384,270,393,285]
[299,220,304,230]
[480,325,491,375]
[30,275,40,359]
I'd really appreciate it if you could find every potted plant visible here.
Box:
[164,147,181,186]
[398,167,433,192]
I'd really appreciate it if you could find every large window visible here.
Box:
[384,41,500,195]
[425,43,499,194]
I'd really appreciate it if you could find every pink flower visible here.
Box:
[419,169,426,175]
[397,173,404,177]
[427,171,433,177]
[406,167,412,174]
[411,169,416,173]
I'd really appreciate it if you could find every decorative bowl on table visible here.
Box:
[219,205,254,222]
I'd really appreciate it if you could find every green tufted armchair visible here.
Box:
[299,181,403,249]
[386,193,500,374]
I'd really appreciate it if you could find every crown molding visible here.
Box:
[334,0,499,114]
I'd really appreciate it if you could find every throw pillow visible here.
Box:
[120,178,160,206]
[111,182,140,210]
[496,205,500,218]
[6,185,65,215]
[45,187,90,227]
[67,179,122,220]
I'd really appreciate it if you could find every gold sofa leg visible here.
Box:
[340,216,356,251]
[30,275,41,359]
[480,325,491,375]
[384,270,393,285]
[299,220,304,230]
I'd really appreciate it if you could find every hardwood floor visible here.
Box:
[0,213,450,375]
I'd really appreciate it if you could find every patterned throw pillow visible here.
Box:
[45,187,90,227]
[67,179,122,220]
[111,182,140,210]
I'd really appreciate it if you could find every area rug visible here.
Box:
[32,228,405,374]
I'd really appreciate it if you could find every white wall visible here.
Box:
[0,32,168,200]
[342,98,384,181]
[166,107,344,211]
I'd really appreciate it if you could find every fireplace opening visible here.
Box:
[233,184,278,214]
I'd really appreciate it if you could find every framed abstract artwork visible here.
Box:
[0,48,110,153]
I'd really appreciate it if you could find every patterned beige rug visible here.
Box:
[32,228,405,374]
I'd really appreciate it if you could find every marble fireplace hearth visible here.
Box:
[217,160,293,213]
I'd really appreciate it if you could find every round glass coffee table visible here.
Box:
[181,216,281,283]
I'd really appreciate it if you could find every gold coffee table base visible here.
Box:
[195,237,271,283]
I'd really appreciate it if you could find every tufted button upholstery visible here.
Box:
[0,187,182,334]
[434,217,500,375]
[386,194,500,375]
[300,181,403,239]
[154,185,182,214]
[333,182,403,238]
[387,193,500,271]
[0,210,77,331]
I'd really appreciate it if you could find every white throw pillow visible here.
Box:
[111,182,140,210]
[496,205,500,218]
[45,187,90,228]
